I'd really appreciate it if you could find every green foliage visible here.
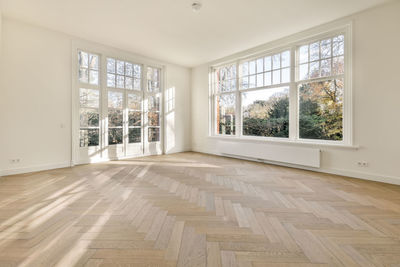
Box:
[242,79,343,140]
[243,96,289,137]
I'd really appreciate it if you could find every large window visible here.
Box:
[210,29,350,144]
[213,64,236,135]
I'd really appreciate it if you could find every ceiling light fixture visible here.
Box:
[192,1,202,12]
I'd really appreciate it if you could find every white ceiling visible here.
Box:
[0,0,392,67]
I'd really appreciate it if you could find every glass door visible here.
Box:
[75,50,163,164]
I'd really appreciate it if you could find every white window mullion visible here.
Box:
[235,61,241,137]
[289,46,297,141]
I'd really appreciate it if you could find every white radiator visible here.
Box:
[217,141,320,168]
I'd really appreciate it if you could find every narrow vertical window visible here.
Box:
[213,64,237,135]
[78,51,100,147]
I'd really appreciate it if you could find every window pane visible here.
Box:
[309,61,320,78]
[320,39,331,59]
[240,77,249,89]
[108,109,123,127]
[148,112,160,126]
[216,93,235,135]
[281,68,290,83]
[79,68,88,83]
[128,93,141,110]
[333,35,344,56]
[320,59,331,77]
[134,78,141,90]
[80,129,99,147]
[126,63,133,77]
[117,60,125,75]
[129,128,141,143]
[89,54,98,70]
[108,91,123,108]
[332,56,344,75]
[78,51,88,68]
[80,88,99,108]
[107,58,116,73]
[256,73,263,87]
[240,62,248,76]
[147,67,160,92]
[148,128,160,142]
[134,64,141,78]
[249,75,256,88]
[116,75,125,88]
[272,54,280,70]
[89,70,98,85]
[272,70,280,85]
[281,51,290,68]
[299,63,308,80]
[299,45,308,64]
[125,77,133,89]
[310,42,319,61]
[80,108,99,127]
[249,60,256,75]
[242,87,289,137]
[264,56,272,71]
[107,74,115,87]
[129,111,142,126]
[299,79,343,141]
[264,72,271,86]
[148,95,160,111]
[109,128,123,145]
[256,58,263,73]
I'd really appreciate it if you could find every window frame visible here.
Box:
[209,24,353,146]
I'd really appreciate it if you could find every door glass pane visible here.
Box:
[108,91,123,109]
[128,94,142,110]
[108,109,123,127]
[148,112,160,126]
[108,128,123,145]
[129,111,141,126]
[148,95,160,111]
[129,128,141,143]
[148,128,160,142]
[80,88,99,108]
[80,108,99,127]
[80,129,99,147]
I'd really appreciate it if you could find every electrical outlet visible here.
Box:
[9,159,21,164]
[357,161,368,167]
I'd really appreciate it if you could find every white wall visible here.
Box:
[191,1,400,185]
[0,18,191,175]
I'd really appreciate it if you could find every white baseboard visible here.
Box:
[0,161,72,177]
[191,146,400,186]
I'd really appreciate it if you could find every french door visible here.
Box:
[74,49,163,164]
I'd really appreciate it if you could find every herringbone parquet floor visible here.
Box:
[1,152,400,267]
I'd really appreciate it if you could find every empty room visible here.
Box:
[1,0,400,266]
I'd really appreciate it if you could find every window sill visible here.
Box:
[207,135,359,149]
